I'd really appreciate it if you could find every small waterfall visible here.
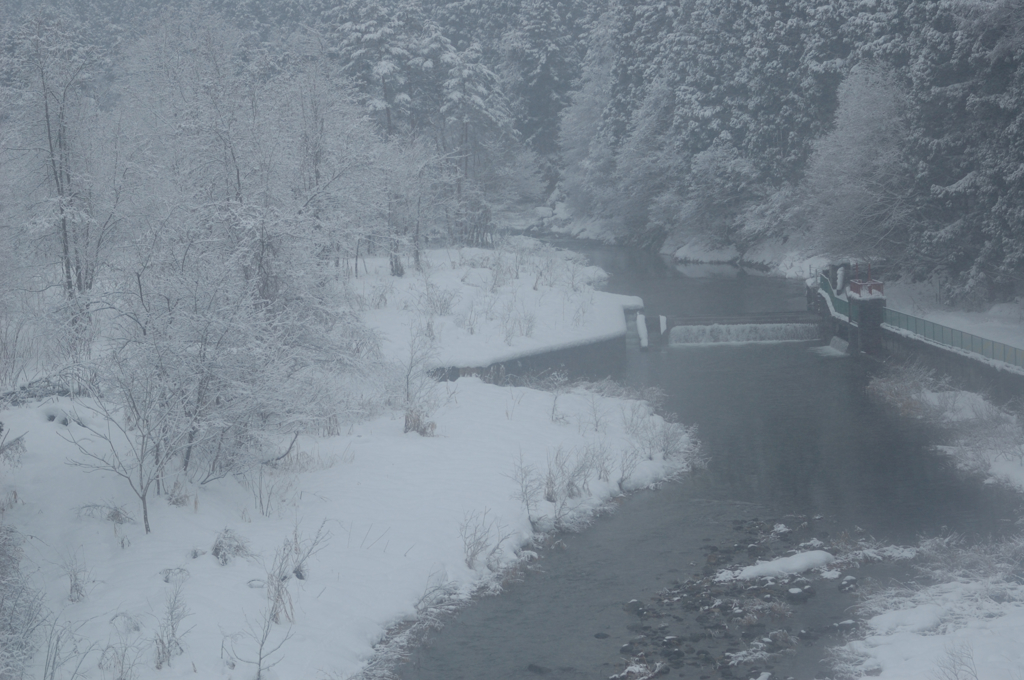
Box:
[670,323,820,345]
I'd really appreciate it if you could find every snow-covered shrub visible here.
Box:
[500,296,536,345]
[507,452,543,526]
[0,305,33,390]
[538,445,609,529]
[164,479,192,508]
[456,299,481,335]
[831,533,1024,679]
[404,412,437,437]
[265,544,295,625]
[458,509,512,571]
[401,325,440,435]
[914,533,1024,583]
[368,280,394,310]
[154,579,190,669]
[586,440,612,483]
[419,280,460,316]
[98,624,143,680]
[60,551,89,603]
[212,529,251,566]
[655,421,698,462]
[40,619,92,680]
[244,466,296,518]
[229,606,292,680]
[0,422,25,468]
[0,524,44,680]
[932,640,981,680]
[577,394,609,434]
[77,502,134,525]
[869,359,1024,478]
[564,258,592,293]
[570,291,592,328]
[583,379,667,411]
[66,388,174,535]
[621,401,655,439]
[547,446,595,501]
[289,519,330,581]
[617,446,643,491]
[866,358,947,419]
[488,252,517,292]
[0,423,25,516]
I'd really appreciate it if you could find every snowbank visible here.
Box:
[656,235,829,280]
[665,239,739,264]
[2,379,695,679]
[358,242,642,369]
[740,239,832,279]
[716,550,835,582]
[834,564,1024,679]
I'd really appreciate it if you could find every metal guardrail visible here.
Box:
[883,308,1024,369]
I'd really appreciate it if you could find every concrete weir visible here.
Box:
[640,310,823,347]
[669,322,821,344]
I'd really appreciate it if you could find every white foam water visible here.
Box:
[828,335,850,353]
[669,323,820,345]
[636,313,649,348]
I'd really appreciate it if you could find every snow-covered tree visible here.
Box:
[803,64,913,261]
[1,8,136,311]
[499,0,580,159]
[558,7,618,217]
[55,11,388,514]
[327,0,421,138]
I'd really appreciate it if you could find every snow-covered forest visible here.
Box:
[559,0,1024,306]
[5,0,1024,375]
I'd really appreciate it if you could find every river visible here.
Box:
[396,244,1021,680]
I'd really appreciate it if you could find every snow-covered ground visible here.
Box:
[831,535,1024,680]
[356,240,641,368]
[0,239,693,680]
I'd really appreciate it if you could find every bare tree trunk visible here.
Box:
[414,195,422,271]
[141,493,151,534]
[139,468,152,534]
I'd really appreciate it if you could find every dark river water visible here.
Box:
[397,244,1021,680]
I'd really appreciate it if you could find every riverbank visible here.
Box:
[0,238,692,680]
[818,362,1024,680]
